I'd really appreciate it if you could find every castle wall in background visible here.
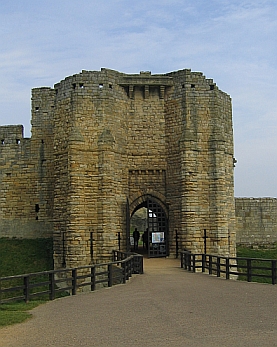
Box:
[235,198,277,247]
[0,122,54,239]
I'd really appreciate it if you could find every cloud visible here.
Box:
[0,1,277,197]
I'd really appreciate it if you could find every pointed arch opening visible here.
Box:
[127,194,169,257]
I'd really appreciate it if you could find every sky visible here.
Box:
[0,0,277,198]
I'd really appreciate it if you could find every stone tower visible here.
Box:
[0,68,236,269]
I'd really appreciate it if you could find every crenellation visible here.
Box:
[0,67,238,269]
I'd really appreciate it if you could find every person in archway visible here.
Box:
[133,228,140,251]
[143,229,148,250]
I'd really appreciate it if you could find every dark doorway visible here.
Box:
[147,198,168,257]
[128,196,168,257]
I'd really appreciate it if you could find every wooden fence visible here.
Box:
[181,250,277,284]
[0,251,143,304]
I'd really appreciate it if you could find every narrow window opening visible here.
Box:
[123,86,129,97]
[79,83,84,88]
[35,107,39,111]
[1,139,4,145]
[41,139,44,144]
[35,204,40,213]
[55,89,58,95]
[72,83,76,89]
[99,84,104,89]
[182,84,185,88]
[109,84,113,89]
[210,85,215,90]
[191,84,195,88]
[16,139,20,144]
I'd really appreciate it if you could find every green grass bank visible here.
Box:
[0,238,53,327]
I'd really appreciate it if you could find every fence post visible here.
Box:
[272,260,276,285]
[72,269,77,295]
[202,254,206,273]
[130,257,133,277]
[108,264,113,287]
[91,266,96,291]
[209,255,212,275]
[187,254,191,271]
[139,255,143,274]
[217,257,221,277]
[225,257,230,280]
[49,272,55,300]
[122,261,126,283]
[192,254,196,272]
[247,259,252,282]
[24,275,30,303]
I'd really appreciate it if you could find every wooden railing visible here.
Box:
[0,251,143,304]
[181,250,277,284]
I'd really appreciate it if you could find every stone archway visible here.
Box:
[128,194,169,257]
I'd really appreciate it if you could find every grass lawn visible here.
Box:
[0,238,53,327]
[0,238,53,277]
[236,246,277,284]
[237,246,277,260]
[0,301,45,327]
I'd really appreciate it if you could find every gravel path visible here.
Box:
[1,257,277,347]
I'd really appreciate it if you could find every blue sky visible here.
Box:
[0,0,277,197]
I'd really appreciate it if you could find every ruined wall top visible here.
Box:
[0,125,24,144]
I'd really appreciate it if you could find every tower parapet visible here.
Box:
[0,68,236,268]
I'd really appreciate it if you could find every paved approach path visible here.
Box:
[1,258,277,347]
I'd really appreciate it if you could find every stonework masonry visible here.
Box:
[236,198,277,247]
[0,68,236,269]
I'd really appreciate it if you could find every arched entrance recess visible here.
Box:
[127,194,169,258]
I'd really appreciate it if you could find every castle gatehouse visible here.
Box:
[0,68,236,269]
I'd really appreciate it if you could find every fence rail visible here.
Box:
[181,250,277,284]
[0,251,143,304]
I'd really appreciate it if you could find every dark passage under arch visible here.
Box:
[128,196,168,258]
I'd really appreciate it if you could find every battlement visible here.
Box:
[0,67,236,267]
[50,68,230,103]
[0,125,25,145]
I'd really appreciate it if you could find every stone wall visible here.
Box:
[235,198,277,247]
[0,121,53,238]
[0,68,236,269]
